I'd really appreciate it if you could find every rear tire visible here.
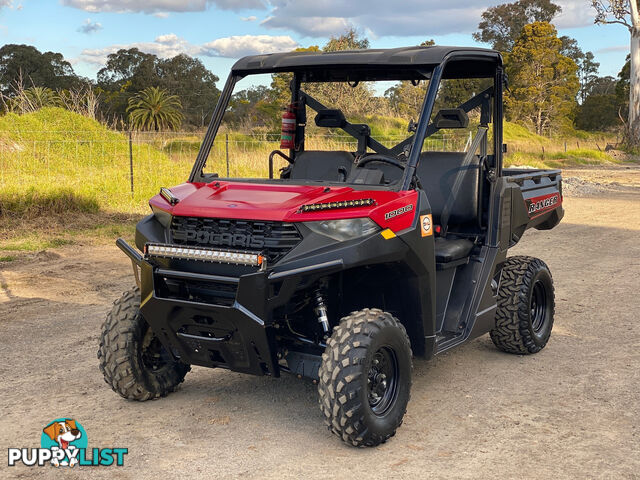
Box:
[318,308,412,447]
[98,286,190,400]
[490,256,555,354]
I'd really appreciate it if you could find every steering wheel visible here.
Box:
[356,154,405,170]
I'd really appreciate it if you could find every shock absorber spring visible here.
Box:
[314,291,329,334]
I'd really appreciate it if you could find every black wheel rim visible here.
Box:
[367,346,399,416]
[141,325,172,371]
[530,280,548,334]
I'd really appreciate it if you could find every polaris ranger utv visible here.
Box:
[99,46,564,447]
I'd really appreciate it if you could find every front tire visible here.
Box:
[490,256,555,354]
[318,308,412,447]
[98,286,190,400]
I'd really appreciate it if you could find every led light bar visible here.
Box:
[298,198,376,213]
[145,244,264,267]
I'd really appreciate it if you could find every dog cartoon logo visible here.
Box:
[41,418,87,467]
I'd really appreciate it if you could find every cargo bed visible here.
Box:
[503,167,564,245]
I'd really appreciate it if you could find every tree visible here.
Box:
[586,75,617,95]
[97,48,220,128]
[576,93,620,130]
[616,54,631,118]
[0,44,83,96]
[323,28,370,51]
[156,54,220,127]
[97,48,159,92]
[473,0,561,51]
[127,87,184,131]
[225,85,280,130]
[591,1,640,145]
[504,22,579,135]
[559,37,601,103]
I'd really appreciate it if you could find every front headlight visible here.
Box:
[305,218,380,242]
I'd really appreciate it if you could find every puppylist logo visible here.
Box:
[8,418,128,468]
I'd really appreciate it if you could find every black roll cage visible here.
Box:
[189,52,505,190]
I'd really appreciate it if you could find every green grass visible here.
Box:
[0,107,189,213]
[1,236,75,251]
[503,121,551,145]
[0,186,99,217]
[0,255,16,262]
[548,148,611,162]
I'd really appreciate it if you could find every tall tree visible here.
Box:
[156,54,220,127]
[559,37,601,103]
[591,1,640,145]
[504,22,579,135]
[473,0,561,51]
[0,44,82,96]
[97,48,159,92]
[616,54,631,119]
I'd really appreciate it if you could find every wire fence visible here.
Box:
[0,130,473,211]
[0,129,613,212]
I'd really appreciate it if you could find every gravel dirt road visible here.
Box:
[1,166,639,479]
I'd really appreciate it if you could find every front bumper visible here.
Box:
[116,238,343,377]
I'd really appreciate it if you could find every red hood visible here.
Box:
[150,181,418,232]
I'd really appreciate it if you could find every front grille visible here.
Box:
[170,217,302,264]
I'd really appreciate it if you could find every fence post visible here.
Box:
[541,145,545,160]
[225,133,230,177]
[564,141,567,152]
[128,131,134,198]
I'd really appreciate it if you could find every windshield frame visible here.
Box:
[188,52,503,190]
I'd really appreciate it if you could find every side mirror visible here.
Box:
[433,108,469,129]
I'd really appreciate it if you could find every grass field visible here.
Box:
[0,107,625,252]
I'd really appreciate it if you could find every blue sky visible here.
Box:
[0,0,631,88]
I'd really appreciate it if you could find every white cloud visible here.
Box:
[259,1,491,37]
[79,33,298,65]
[62,0,265,14]
[241,15,256,21]
[259,0,600,38]
[597,44,630,54]
[78,18,102,34]
[261,15,351,36]
[555,0,597,29]
[153,12,170,18]
[201,34,298,57]
[80,33,199,64]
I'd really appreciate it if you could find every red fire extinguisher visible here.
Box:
[280,104,296,150]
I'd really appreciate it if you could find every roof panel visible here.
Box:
[231,46,502,75]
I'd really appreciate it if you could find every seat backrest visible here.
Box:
[416,151,481,226]
[289,151,354,181]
